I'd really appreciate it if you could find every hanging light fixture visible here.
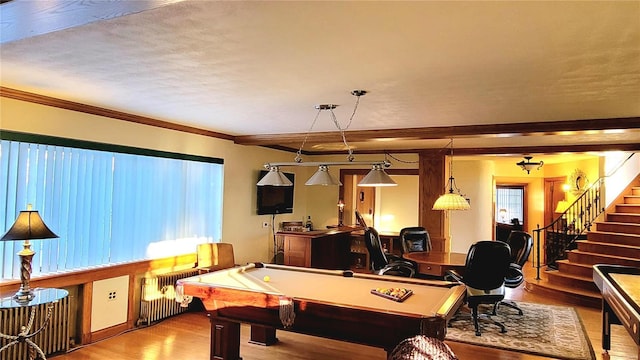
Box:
[257,166,293,186]
[305,165,342,186]
[257,90,396,187]
[432,139,470,211]
[516,156,544,174]
[358,162,396,187]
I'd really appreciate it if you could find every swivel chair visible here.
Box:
[356,211,416,277]
[446,240,512,336]
[399,227,432,254]
[494,230,533,315]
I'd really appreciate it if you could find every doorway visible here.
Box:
[495,184,527,241]
[339,169,419,231]
[544,177,567,227]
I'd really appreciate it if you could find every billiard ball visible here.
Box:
[263,275,270,282]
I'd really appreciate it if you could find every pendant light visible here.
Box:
[432,139,470,211]
[257,166,293,186]
[516,156,544,174]
[358,162,396,187]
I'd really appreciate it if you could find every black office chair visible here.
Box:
[399,227,432,254]
[446,240,512,336]
[355,211,416,277]
[494,230,533,315]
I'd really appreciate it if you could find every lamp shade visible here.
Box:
[358,164,397,187]
[305,165,342,186]
[555,200,570,213]
[257,166,293,186]
[1,210,58,241]
[432,193,471,211]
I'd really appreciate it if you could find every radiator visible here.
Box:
[0,295,70,360]
[138,269,199,326]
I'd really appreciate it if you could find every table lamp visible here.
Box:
[1,204,58,303]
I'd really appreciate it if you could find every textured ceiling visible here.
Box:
[1,0,639,154]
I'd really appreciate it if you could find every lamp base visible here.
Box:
[16,245,35,304]
[13,288,35,303]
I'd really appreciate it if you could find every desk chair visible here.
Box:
[364,227,416,277]
[494,230,533,315]
[446,240,511,336]
[399,227,432,254]
[355,210,416,277]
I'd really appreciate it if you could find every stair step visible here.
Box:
[632,187,640,196]
[556,260,594,278]
[607,212,640,224]
[595,221,640,235]
[616,203,640,214]
[587,230,640,246]
[625,195,640,204]
[545,271,599,292]
[567,250,640,267]
[576,240,640,258]
[525,277,601,308]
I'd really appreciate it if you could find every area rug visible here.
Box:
[445,302,596,360]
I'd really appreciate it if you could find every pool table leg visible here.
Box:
[249,325,278,346]
[602,303,612,352]
[208,314,241,360]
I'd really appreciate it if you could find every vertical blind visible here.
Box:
[0,136,224,280]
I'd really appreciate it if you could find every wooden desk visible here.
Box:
[403,252,467,278]
[277,227,357,269]
[593,264,640,359]
[177,263,466,360]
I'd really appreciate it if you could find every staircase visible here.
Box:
[526,181,640,308]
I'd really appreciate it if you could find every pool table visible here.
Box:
[177,262,465,360]
[593,264,640,359]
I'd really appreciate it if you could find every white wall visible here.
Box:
[376,175,419,233]
[449,160,495,253]
[604,152,639,207]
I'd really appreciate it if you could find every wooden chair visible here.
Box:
[196,242,235,273]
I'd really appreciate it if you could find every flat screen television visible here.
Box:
[256,170,295,215]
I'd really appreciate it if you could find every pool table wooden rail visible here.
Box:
[178,263,466,360]
[593,264,640,359]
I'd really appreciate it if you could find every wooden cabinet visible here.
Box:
[277,228,355,270]
[349,235,369,271]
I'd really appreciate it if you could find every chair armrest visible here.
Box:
[386,253,404,263]
[505,265,524,287]
[444,269,463,283]
[379,260,416,277]
[509,262,522,271]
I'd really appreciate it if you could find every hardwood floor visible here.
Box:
[51,266,638,360]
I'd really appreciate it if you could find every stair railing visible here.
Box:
[533,152,636,280]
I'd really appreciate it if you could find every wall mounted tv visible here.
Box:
[256,170,295,215]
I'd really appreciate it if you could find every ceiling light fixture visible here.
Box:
[516,156,544,174]
[257,90,396,187]
[432,139,470,211]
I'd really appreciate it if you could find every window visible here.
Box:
[495,185,525,226]
[1,131,224,280]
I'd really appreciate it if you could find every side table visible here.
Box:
[0,288,69,360]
